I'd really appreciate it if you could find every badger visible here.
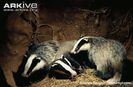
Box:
[22,40,60,77]
[55,40,89,67]
[71,36,127,83]
[49,52,83,79]
[49,40,86,79]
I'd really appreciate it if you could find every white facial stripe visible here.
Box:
[55,60,77,77]
[78,43,91,52]
[23,54,37,76]
[64,58,72,67]
[71,36,91,54]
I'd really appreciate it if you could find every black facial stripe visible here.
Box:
[50,63,71,76]
[66,56,81,69]
[61,58,72,67]
[62,53,81,70]
[26,58,41,75]
[76,39,89,51]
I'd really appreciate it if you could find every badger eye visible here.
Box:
[74,47,79,53]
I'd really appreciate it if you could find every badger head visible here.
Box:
[22,54,46,77]
[71,36,93,54]
[49,53,83,79]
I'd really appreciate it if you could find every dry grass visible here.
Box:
[32,69,102,87]
[31,69,133,87]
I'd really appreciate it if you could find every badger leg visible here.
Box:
[106,63,122,83]
[96,64,113,80]
[106,72,121,83]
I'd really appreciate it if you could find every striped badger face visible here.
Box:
[71,36,92,54]
[22,54,46,77]
[49,53,83,79]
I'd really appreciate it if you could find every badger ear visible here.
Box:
[79,34,85,39]
[84,38,89,42]
[84,38,93,43]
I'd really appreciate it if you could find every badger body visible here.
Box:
[71,36,127,83]
[22,40,60,77]
[49,52,82,79]
[49,40,84,79]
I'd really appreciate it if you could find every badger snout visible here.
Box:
[74,66,84,74]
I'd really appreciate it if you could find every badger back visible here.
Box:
[107,39,127,60]
[33,40,60,64]
[88,38,127,66]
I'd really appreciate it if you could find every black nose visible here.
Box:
[75,67,83,74]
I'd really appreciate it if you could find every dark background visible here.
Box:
[0,0,133,86]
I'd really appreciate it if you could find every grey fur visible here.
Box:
[22,40,60,77]
[33,40,60,64]
[55,40,77,59]
[50,40,84,79]
[23,40,77,77]
[71,36,127,83]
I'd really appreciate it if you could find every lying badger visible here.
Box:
[49,40,87,79]
[49,52,83,79]
[71,36,127,83]
[22,40,60,77]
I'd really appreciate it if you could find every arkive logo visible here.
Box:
[3,2,38,11]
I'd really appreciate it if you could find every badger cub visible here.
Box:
[22,40,59,77]
[71,36,127,83]
[49,40,85,79]
[49,52,83,79]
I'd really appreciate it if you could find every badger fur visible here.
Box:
[22,40,59,77]
[49,52,82,79]
[71,36,127,83]
[54,40,77,59]
[49,40,86,79]
[55,40,89,67]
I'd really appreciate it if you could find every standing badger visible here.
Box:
[49,40,85,79]
[22,40,60,77]
[71,36,127,83]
